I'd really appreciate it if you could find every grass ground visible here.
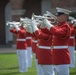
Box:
[0,53,76,75]
[0,53,37,75]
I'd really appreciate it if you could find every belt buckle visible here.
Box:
[51,46,54,49]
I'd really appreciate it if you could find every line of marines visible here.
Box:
[7,7,76,75]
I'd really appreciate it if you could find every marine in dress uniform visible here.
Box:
[10,24,28,72]
[25,25,41,75]
[26,24,44,75]
[68,16,76,68]
[42,7,71,75]
[26,32,32,68]
[31,20,55,75]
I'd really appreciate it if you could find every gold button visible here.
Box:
[52,40,54,42]
[51,43,53,45]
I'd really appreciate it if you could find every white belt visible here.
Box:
[26,37,32,39]
[70,36,74,39]
[38,45,68,50]
[53,46,68,49]
[38,46,51,49]
[32,40,37,43]
[17,39,26,41]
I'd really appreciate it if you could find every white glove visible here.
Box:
[74,23,76,27]
[43,19,53,30]
[73,20,76,27]
[9,25,14,29]
[26,26,33,33]
[13,24,20,31]
[39,22,46,29]
[31,20,38,32]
